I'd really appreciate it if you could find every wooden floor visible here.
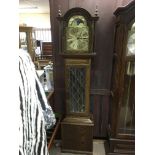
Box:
[49,140,105,155]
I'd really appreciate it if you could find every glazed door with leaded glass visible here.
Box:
[65,59,91,116]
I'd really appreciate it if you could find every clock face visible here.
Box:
[66,15,89,52]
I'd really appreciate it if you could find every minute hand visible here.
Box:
[77,37,87,39]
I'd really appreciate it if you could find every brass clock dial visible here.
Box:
[66,16,89,52]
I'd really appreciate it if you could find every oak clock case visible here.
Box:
[57,8,98,154]
[107,1,135,155]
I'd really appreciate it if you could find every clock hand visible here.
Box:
[69,39,78,50]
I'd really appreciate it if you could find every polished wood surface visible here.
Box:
[61,117,94,154]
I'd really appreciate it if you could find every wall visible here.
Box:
[115,0,133,8]
[49,0,134,138]
[19,13,51,28]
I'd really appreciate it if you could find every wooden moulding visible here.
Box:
[62,116,94,126]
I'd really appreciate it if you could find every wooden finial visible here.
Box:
[95,5,98,16]
[58,5,62,16]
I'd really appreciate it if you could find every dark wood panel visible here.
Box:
[90,89,111,96]
[42,42,52,55]
[49,0,68,114]
[61,122,93,154]
[90,95,110,137]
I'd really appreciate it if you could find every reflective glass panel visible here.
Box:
[118,61,135,134]
[127,23,135,56]
[118,23,135,135]
[67,67,86,113]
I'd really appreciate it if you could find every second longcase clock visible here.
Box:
[107,1,135,155]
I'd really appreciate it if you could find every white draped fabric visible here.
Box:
[19,50,55,155]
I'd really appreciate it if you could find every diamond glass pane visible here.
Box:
[67,67,86,113]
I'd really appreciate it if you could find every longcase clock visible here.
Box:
[57,7,98,154]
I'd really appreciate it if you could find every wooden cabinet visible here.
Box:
[107,1,135,155]
[19,26,36,61]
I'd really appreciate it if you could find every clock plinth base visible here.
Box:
[61,116,94,154]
